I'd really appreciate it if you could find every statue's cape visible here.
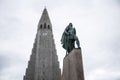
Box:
[61,32,67,50]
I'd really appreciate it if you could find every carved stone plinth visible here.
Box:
[62,48,84,80]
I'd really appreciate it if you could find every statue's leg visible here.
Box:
[75,36,80,48]
[66,50,68,56]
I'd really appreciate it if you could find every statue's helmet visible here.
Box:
[69,23,73,27]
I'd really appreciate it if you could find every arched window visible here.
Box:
[40,24,42,29]
[44,23,46,29]
[48,25,50,29]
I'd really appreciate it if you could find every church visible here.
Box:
[23,8,61,80]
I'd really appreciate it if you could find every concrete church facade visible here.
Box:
[23,8,61,80]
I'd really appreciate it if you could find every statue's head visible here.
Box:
[69,23,73,27]
[68,23,73,30]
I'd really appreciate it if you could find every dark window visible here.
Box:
[48,25,50,29]
[44,23,46,29]
[40,24,42,29]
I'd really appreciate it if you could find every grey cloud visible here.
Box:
[0,51,23,70]
[0,53,10,71]
[0,50,26,80]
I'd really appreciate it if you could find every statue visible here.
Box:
[61,23,80,56]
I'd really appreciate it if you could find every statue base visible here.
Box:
[62,48,84,80]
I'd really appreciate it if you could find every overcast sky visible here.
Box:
[0,0,120,80]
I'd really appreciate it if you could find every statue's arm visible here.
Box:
[64,27,69,35]
[64,30,69,35]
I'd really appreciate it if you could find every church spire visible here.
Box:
[38,8,52,31]
[43,7,47,14]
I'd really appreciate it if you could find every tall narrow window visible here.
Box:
[40,24,42,29]
[44,23,46,29]
[48,25,50,29]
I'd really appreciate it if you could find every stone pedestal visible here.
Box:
[62,48,84,80]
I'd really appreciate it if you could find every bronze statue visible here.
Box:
[61,23,80,56]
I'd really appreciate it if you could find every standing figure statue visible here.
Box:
[61,23,80,56]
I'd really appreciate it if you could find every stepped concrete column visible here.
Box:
[23,8,61,80]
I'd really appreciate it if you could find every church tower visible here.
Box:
[23,8,61,80]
